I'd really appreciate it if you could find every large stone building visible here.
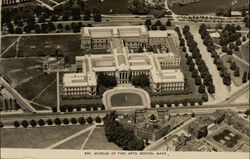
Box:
[63,26,185,96]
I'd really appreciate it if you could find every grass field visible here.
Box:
[55,131,90,149]
[0,125,89,148]
[221,54,249,87]
[2,35,82,58]
[85,0,130,14]
[33,81,57,107]
[171,0,249,15]
[0,58,45,87]
[84,127,121,150]
[1,36,19,53]
[241,41,249,62]
[111,93,143,107]
[15,73,56,101]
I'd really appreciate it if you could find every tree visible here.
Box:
[48,22,56,32]
[65,25,71,31]
[95,116,102,123]
[93,10,102,22]
[223,73,231,86]
[234,67,240,77]
[229,42,235,49]
[23,25,31,33]
[195,76,202,85]
[67,105,74,112]
[236,25,241,30]
[98,73,117,87]
[47,119,53,125]
[35,26,42,34]
[242,71,247,83]
[227,48,233,55]
[202,93,208,102]
[38,119,45,126]
[15,27,23,34]
[55,118,62,125]
[13,121,20,128]
[242,36,247,41]
[150,114,156,120]
[159,25,166,30]
[21,120,29,128]
[198,84,206,93]
[151,24,158,30]
[182,46,187,52]
[71,118,77,124]
[57,23,63,30]
[38,15,46,23]
[222,45,228,52]
[76,106,81,112]
[132,74,150,87]
[78,117,86,125]
[230,61,237,70]
[207,84,215,94]
[52,106,57,112]
[63,118,69,125]
[235,39,242,46]
[60,105,66,112]
[30,120,37,127]
[86,117,93,124]
[166,19,171,26]
[144,19,151,26]
[84,9,91,20]
[191,112,195,117]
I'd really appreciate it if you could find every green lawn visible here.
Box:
[111,93,143,107]
[241,41,249,62]
[33,81,57,107]
[0,125,89,148]
[0,58,44,87]
[171,0,248,15]
[2,35,82,58]
[1,36,19,53]
[15,73,56,101]
[84,127,121,150]
[55,131,90,149]
[221,54,249,87]
[85,0,131,14]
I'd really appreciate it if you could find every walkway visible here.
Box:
[80,126,95,149]
[190,25,231,104]
[36,0,54,10]
[1,36,21,57]
[46,124,96,149]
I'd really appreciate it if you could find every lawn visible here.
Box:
[171,0,249,15]
[2,35,82,58]
[213,129,241,148]
[111,93,143,107]
[1,36,19,53]
[84,127,121,150]
[55,131,90,149]
[39,0,57,6]
[85,0,131,14]
[0,58,45,87]
[0,125,89,148]
[15,73,56,101]
[221,54,249,87]
[241,41,249,63]
[33,81,57,107]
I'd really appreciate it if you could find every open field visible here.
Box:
[0,58,45,87]
[33,81,57,107]
[85,0,130,14]
[1,36,19,53]
[15,73,56,101]
[1,35,82,59]
[0,125,89,148]
[55,131,90,149]
[221,54,249,87]
[171,0,249,15]
[84,127,121,150]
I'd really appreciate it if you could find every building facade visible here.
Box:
[63,26,184,96]
[188,120,208,139]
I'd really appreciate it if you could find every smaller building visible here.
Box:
[188,120,208,139]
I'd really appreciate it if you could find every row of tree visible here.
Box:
[199,24,232,86]
[150,98,203,108]
[103,111,145,150]
[13,116,102,128]
[183,25,215,94]
[51,104,105,113]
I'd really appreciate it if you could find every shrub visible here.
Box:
[76,106,81,112]
[78,117,86,125]
[30,120,37,127]
[60,106,66,112]
[95,116,102,123]
[67,105,74,112]
[21,120,29,128]
[38,119,45,126]
[63,118,69,125]
[13,121,20,128]
[47,119,53,125]
[71,118,77,124]
[93,105,98,111]
[86,117,93,124]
